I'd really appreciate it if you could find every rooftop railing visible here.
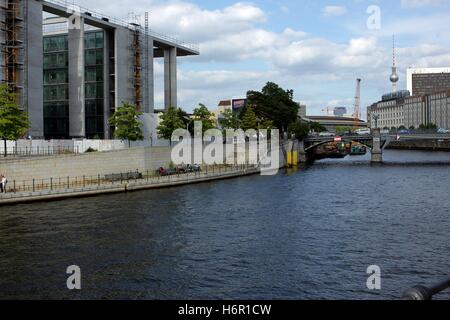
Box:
[43,0,199,53]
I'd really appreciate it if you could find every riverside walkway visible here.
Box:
[0,165,259,206]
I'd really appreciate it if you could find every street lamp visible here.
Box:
[372,114,380,129]
[183,116,191,135]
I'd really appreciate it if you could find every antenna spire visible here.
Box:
[390,34,399,93]
[393,34,396,67]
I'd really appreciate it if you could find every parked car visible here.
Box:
[380,129,390,135]
[398,129,411,135]
[438,128,450,134]
[187,164,202,172]
[355,128,371,135]
[158,167,177,176]
[319,131,335,137]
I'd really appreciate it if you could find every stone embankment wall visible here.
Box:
[387,139,450,151]
[0,147,171,182]
[0,141,290,183]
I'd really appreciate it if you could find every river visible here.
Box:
[1,149,450,300]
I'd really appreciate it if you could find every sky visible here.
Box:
[69,0,450,118]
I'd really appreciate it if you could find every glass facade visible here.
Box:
[85,31,105,139]
[43,35,69,139]
[43,31,105,139]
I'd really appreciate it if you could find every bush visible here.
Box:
[85,147,97,153]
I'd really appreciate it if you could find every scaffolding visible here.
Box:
[0,0,24,102]
[128,12,142,111]
[144,11,149,113]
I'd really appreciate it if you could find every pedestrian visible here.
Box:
[1,175,7,193]
[0,174,3,193]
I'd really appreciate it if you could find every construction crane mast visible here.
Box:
[353,78,361,120]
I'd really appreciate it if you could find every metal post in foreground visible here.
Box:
[403,278,450,300]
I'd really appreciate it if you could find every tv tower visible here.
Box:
[390,35,399,93]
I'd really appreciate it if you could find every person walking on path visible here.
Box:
[0,174,3,193]
[1,175,7,193]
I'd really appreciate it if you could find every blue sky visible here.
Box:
[73,0,450,118]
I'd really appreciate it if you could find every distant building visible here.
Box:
[407,68,450,96]
[298,104,307,118]
[333,107,347,117]
[303,116,367,133]
[367,92,408,129]
[368,90,450,129]
[232,99,247,114]
[403,91,450,129]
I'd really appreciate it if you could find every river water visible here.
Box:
[1,150,450,300]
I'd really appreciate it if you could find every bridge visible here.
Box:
[301,130,450,163]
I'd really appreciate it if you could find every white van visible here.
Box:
[354,128,371,135]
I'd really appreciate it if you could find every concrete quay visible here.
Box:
[0,166,260,206]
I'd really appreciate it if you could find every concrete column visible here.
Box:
[371,128,383,163]
[26,0,44,138]
[103,30,112,139]
[164,47,177,110]
[68,16,85,138]
[115,27,133,110]
[299,140,308,163]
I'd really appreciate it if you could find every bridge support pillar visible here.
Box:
[371,128,383,163]
[299,140,308,163]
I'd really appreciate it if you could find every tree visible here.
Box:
[0,84,29,157]
[258,119,275,130]
[109,102,144,147]
[309,121,326,133]
[288,121,310,140]
[247,82,299,132]
[336,126,352,134]
[157,106,185,141]
[219,108,240,130]
[192,104,216,133]
[240,107,258,131]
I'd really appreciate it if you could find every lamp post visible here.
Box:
[372,114,380,129]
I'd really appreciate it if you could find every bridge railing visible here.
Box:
[403,278,450,300]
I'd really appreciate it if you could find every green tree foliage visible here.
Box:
[288,121,327,140]
[219,108,241,130]
[309,121,326,133]
[240,107,258,131]
[157,106,185,140]
[109,102,144,146]
[0,84,29,156]
[192,104,216,132]
[335,126,352,134]
[258,119,275,130]
[288,121,310,140]
[419,123,437,130]
[247,82,299,132]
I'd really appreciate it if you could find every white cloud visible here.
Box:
[401,0,448,8]
[322,6,348,17]
[66,0,450,114]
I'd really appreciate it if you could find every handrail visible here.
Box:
[403,278,450,300]
[43,0,199,52]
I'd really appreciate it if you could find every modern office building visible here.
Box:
[0,0,199,139]
[407,68,450,96]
